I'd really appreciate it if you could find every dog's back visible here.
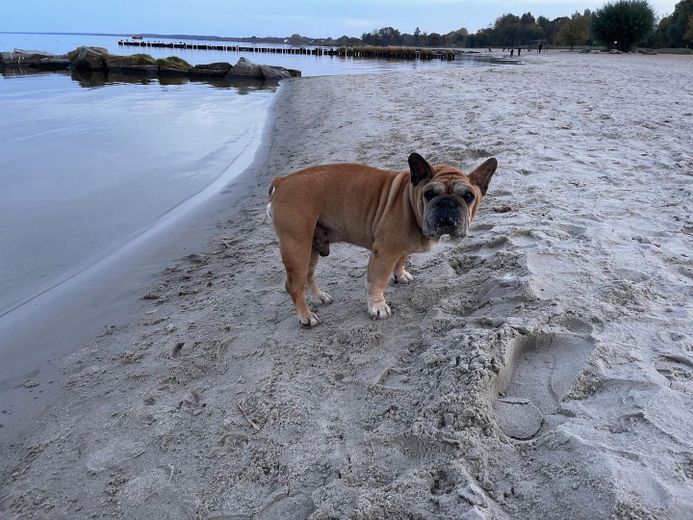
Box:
[268,163,407,248]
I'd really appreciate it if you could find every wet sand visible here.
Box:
[1,52,692,519]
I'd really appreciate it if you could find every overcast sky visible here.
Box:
[0,0,680,37]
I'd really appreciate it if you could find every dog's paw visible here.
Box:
[393,270,414,285]
[368,301,392,320]
[312,290,333,305]
[298,312,321,328]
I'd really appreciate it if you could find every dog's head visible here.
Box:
[408,152,497,239]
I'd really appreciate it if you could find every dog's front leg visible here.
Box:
[367,249,400,319]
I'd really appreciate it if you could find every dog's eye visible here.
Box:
[424,190,437,201]
[462,192,475,204]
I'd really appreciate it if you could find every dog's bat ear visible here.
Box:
[469,158,498,196]
[408,153,433,186]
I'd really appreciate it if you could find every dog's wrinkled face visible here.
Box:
[409,153,498,239]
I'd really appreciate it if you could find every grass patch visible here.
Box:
[105,53,156,65]
[156,56,191,70]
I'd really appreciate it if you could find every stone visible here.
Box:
[156,56,191,75]
[227,57,263,79]
[1,49,54,69]
[35,56,71,71]
[68,46,109,71]
[259,64,292,81]
[105,53,157,75]
[189,62,232,78]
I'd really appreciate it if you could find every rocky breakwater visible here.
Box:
[0,49,71,71]
[0,47,301,81]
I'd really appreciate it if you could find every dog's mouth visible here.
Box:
[423,207,469,239]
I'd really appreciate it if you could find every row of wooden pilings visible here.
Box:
[117,40,456,60]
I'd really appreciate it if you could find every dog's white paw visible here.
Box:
[394,270,414,284]
[312,290,333,305]
[298,312,321,328]
[368,301,392,320]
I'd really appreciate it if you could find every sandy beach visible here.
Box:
[1,52,692,519]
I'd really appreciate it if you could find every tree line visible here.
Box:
[290,0,692,52]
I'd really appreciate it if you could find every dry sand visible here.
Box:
[1,52,692,519]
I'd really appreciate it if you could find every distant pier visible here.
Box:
[117,40,456,60]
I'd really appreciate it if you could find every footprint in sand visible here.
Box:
[493,332,594,440]
[655,354,693,395]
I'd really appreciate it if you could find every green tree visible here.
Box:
[494,13,522,46]
[685,13,693,42]
[521,12,536,25]
[443,27,468,47]
[427,32,443,46]
[544,16,569,44]
[288,33,310,44]
[558,11,591,50]
[413,27,422,46]
[661,0,693,47]
[591,0,655,51]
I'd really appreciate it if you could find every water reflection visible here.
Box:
[2,68,277,94]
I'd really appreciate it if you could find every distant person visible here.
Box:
[510,49,514,56]
[517,48,521,56]
[538,43,543,54]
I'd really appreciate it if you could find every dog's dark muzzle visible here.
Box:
[424,197,469,238]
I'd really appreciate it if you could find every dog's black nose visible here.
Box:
[437,197,458,209]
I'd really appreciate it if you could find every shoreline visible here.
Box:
[1,54,692,519]
[0,80,282,446]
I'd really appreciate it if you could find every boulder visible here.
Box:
[68,46,109,71]
[189,62,232,78]
[156,56,191,75]
[1,49,55,69]
[35,56,71,71]
[227,57,263,79]
[259,64,292,81]
[105,53,157,75]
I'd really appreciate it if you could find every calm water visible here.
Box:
[0,32,496,317]
[0,32,499,76]
[0,70,275,315]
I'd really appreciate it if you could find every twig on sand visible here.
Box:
[237,403,261,431]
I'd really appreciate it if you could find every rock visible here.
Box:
[156,56,191,75]
[105,53,157,75]
[1,49,55,69]
[259,64,292,81]
[226,58,300,81]
[35,56,71,71]
[189,62,232,78]
[68,46,109,71]
[227,57,263,79]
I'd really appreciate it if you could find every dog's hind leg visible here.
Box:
[279,235,320,328]
[392,255,414,284]
[307,226,333,305]
[307,247,333,305]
